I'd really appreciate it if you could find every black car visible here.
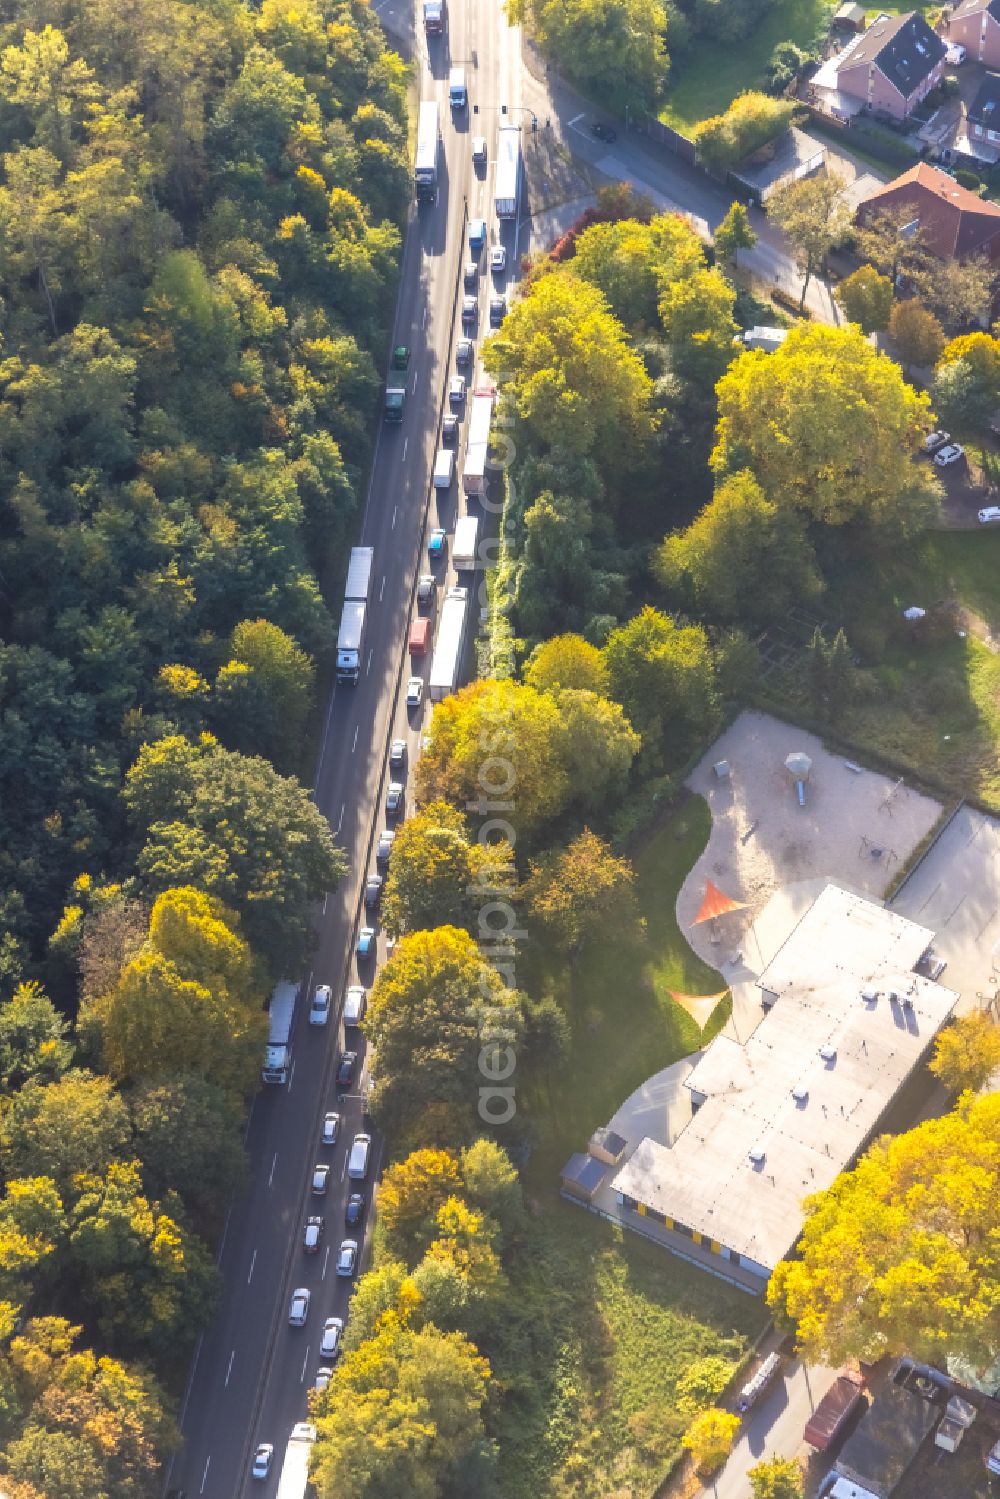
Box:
[345,1192,365,1227]
[364,874,383,909]
[590,121,617,143]
[336,1050,357,1089]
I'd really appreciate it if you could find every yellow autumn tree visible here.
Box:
[378,1149,462,1262]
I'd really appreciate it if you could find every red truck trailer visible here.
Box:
[804,1370,866,1452]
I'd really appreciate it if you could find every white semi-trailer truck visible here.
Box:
[336,546,374,683]
[463,390,494,496]
[261,980,297,1085]
[494,125,521,219]
[276,1422,316,1499]
[429,587,469,700]
[415,100,440,201]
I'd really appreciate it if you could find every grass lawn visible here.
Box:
[489,798,759,1498]
[659,0,833,131]
[765,529,1000,808]
[520,794,730,1190]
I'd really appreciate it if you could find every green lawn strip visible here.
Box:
[491,1203,762,1499]
[490,800,755,1496]
[659,0,833,130]
[521,795,729,1190]
[770,530,1000,807]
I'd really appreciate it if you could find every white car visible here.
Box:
[288,1287,311,1326]
[979,505,1000,524]
[390,737,407,766]
[407,676,424,709]
[933,443,964,467]
[490,245,507,273]
[303,1215,324,1254]
[251,1443,273,1480]
[472,135,487,164]
[456,337,473,367]
[377,830,395,864]
[449,375,466,405]
[946,42,967,63]
[320,1316,343,1357]
[343,984,367,1026]
[311,1163,330,1195]
[336,1238,359,1277]
[314,1365,334,1392]
[309,983,332,1026]
[321,1111,340,1146]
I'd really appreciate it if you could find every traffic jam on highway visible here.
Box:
[249,12,522,1493]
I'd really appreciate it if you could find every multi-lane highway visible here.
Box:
[163,4,523,1495]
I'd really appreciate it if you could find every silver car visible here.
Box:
[288,1287,311,1326]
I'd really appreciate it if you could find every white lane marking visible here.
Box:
[268,1153,277,1188]
[301,1346,310,1384]
[402,437,408,461]
[322,1245,330,1280]
[247,1248,257,1284]
[340,1152,349,1183]
[322,892,329,915]
[217,1207,232,1258]
[568,111,584,127]
[287,1058,296,1094]
[422,305,428,327]
[352,724,359,753]
[392,505,398,529]
[337,802,345,833]
[200,1457,210,1495]
[379,575,386,602]
[315,683,337,790]
[177,1333,204,1426]
[224,1349,235,1387]
[366,649,373,676]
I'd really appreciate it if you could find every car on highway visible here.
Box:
[472,135,487,164]
[346,1191,365,1227]
[311,1164,330,1195]
[934,442,964,467]
[490,245,506,274]
[251,1444,273,1480]
[428,527,446,559]
[321,1110,340,1146]
[390,736,407,767]
[591,120,617,142]
[336,1050,357,1089]
[320,1317,343,1358]
[463,260,478,288]
[442,413,459,445]
[364,874,383,909]
[386,781,404,817]
[923,429,950,454]
[449,375,466,405]
[979,506,1000,524]
[377,830,395,865]
[308,983,332,1026]
[456,337,473,367]
[288,1287,311,1326]
[416,577,435,611]
[348,1132,371,1180]
[462,295,478,326]
[406,676,424,709]
[303,1216,324,1253]
[344,984,367,1025]
[356,926,375,958]
[490,295,508,326]
[313,1366,333,1392]
[391,345,410,371]
[336,1239,359,1277]
[469,217,487,254]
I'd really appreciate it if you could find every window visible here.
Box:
[620,1194,638,1212]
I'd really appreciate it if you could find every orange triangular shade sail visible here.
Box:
[691,879,747,926]
[668,990,730,1006]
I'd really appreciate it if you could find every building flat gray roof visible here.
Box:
[612,885,957,1271]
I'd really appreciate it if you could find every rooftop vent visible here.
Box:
[861,987,878,1003]
[792,1084,809,1104]
[902,993,914,1009]
[819,1044,837,1063]
[749,1147,766,1166]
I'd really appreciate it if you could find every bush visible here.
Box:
[695,92,797,176]
[767,41,814,93]
[954,167,983,193]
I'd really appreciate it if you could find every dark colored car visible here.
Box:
[590,121,617,143]
[336,1050,357,1089]
[345,1192,365,1227]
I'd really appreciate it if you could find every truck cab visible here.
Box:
[449,67,467,110]
[384,385,405,422]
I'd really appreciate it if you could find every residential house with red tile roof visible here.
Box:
[855,161,1000,262]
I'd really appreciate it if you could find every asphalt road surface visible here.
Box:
[163,3,525,1495]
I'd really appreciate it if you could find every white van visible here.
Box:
[348,1133,371,1180]
[433,448,455,489]
[449,67,467,109]
[344,985,367,1026]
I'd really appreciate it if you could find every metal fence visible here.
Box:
[631,112,697,165]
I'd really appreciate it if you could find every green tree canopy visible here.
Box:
[211,617,315,772]
[504,0,669,112]
[712,323,935,530]
[572,213,705,330]
[655,469,823,628]
[834,265,894,335]
[523,633,609,695]
[0,984,73,1094]
[381,802,515,939]
[123,736,346,969]
[695,93,795,176]
[0,1072,130,1195]
[526,830,642,956]
[604,606,719,767]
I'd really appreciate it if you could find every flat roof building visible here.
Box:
[611,885,958,1287]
